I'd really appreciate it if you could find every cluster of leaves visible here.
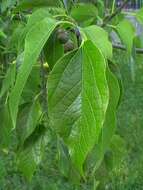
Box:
[0,0,143,188]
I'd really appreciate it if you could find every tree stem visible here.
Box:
[102,0,128,27]
[113,43,143,54]
[111,0,116,14]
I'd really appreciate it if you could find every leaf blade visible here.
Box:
[9,17,58,128]
[82,25,112,59]
[69,41,109,173]
[115,19,135,55]
[0,63,16,98]
[48,40,109,174]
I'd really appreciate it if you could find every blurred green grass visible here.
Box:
[106,51,143,190]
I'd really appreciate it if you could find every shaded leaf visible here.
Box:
[0,29,7,38]
[136,7,143,25]
[10,23,26,54]
[70,3,98,26]
[115,19,135,55]
[17,99,42,146]
[96,0,104,18]
[15,0,63,12]
[0,63,16,98]
[44,32,64,70]
[0,104,13,148]
[108,61,123,108]
[105,134,126,170]
[134,34,143,48]
[86,65,120,173]
[57,138,70,177]
[21,65,41,104]
[101,66,121,152]
[48,50,81,137]
[17,125,48,180]
[1,0,17,12]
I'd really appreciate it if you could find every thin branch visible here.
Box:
[113,43,143,54]
[102,0,128,27]
[111,0,116,14]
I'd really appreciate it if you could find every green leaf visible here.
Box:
[102,66,121,152]
[44,32,64,70]
[17,99,42,146]
[15,0,63,12]
[16,52,24,70]
[26,8,52,29]
[105,135,126,170]
[48,40,109,174]
[57,138,70,177]
[9,17,58,129]
[136,7,143,25]
[21,66,41,104]
[1,0,16,12]
[0,63,16,98]
[48,50,81,137]
[110,13,124,26]
[108,61,123,107]
[96,0,104,18]
[0,29,7,38]
[110,135,126,164]
[17,125,48,180]
[93,179,100,190]
[62,0,72,12]
[19,8,53,51]
[87,65,120,173]
[134,34,143,48]
[0,104,13,148]
[82,25,112,59]
[10,23,25,54]
[115,19,135,55]
[70,3,98,26]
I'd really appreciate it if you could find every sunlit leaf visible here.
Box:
[9,17,58,128]
[26,8,52,29]
[48,40,109,174]
[82,25,112,59]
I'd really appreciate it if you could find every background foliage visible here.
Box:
[0,0,143,189]
[0,51,143,190]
